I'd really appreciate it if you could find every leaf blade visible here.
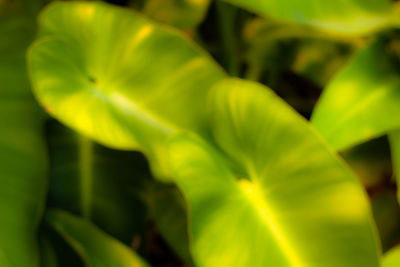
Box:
[168,78,381,267]
[28,1,225,178]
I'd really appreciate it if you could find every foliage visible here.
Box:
[2,0,400,266]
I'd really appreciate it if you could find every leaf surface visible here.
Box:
[168,78,380,267]
[143,0,210,30]
[222,0,395,35]
[311,39,400,150]
[46,209,150,267]
[28,1,225,178]
[382,245,400,267]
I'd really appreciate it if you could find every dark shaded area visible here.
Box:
[105,0,130,6]
[147,223,188,267]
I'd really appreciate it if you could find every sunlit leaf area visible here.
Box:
[3,0,400,266]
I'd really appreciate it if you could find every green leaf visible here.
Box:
[168,78,380,267]
[382,245,400,267]
[144,183,194,265]
[39,224,86,267]
[221,0,395,35]
[143,0,211,30]
[46,121,147,245]
[388,130,400,203]
[46,209,150,267]
[0,2,47,266]
[28,1,225,179]
[311,39,400,150]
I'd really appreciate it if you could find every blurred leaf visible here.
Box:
[39,224,86,267]
[168,78,380,267]
[143,0,210,30]
[46,120,148,245]
[371,190,400,252]
[243,18,301,81]
[312,39,400,150]
[292,40,354,87]
[0,1,47,266]
[28,1,225,179]
[383,245,400,267]
[46,209,150,267]
[144,183,194,265]
[221,0,395,35]
[388,130,400,203]
[243,18,354,87]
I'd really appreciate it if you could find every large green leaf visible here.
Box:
[311,39,400,150]
[28,1,225,178]
[46,120,147,245]
[168,78,380,267]
[46,209,150,267]
[143,0,211,30]
[221,0,395,35]
[382,245,400,267]
[0,2,47,266]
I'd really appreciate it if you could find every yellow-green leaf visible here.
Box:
[168,78,380,267]
[28,1,225,179]
[143,0,210,30]
[311,39,400,150]
[221,0,395,35]
[382,245,400,267]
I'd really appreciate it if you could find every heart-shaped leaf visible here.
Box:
[28,1,225,178]
[168,78,380,267]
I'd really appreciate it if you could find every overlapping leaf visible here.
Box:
[311,39,400,151]
[144,183,194,265]
[28,1,225,179]
[168,78,380,267]
[221,0,396,35]
[46,209,150,267]
[143,0,210,30]
[382,245,400,267]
